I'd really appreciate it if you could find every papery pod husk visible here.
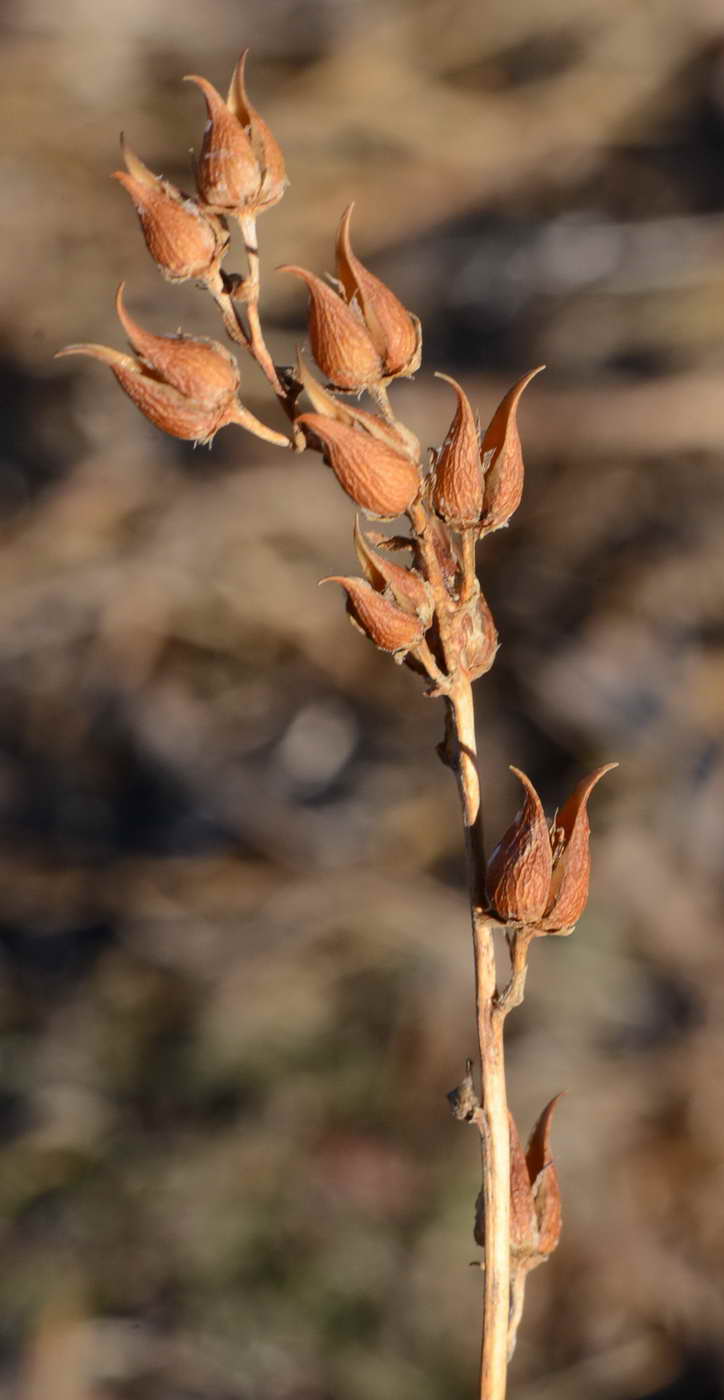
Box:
[509,1111,540,1266]
[115,285,239,411]
[282,267,383,391]
[415,490,460,595]
[57,345,235,443]
[480,366,544,533]
[228,51,287,210]
[526,1094,563,1260]
[186,74,262,211]
[114,140,226,282]
[451,590,498,680]
[353,518,432,622]
[540,763,618,934]
[322,576,425,657]
[294,351,414,456]
[298,413,420,518]
[486,767,552,923]
[336,204,421,377]
[431,374,484,529]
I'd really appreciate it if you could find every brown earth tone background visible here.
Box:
[3,0,724,1397]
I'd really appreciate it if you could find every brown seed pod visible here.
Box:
[526,1094,563,1261]
[486,767,552,923]
[321,576,425,657]
[431,373,484,528]
[281,267,383,392]
[481,366,544,532]
[541,763,618,934]
[353,518,432,623]
[113,138,227,282]
[298,413,420,518]
[336,204,421,378]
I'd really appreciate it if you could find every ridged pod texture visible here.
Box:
[282,267,383,391]
[432,374,483,528]
[336,205,420,378]
[486,767,552,922]
[323,577,425,655]
[298,414,420,518]
[353,519,431,621]
[526,1095,563,1260]
[481,367,544,532]
[186,74,262,211]
[114,141,225,283]
[541,763,618,933]
[115,286,239,411]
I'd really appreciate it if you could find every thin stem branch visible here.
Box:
[449,684,510,1400]
[507,1269,527,1362]
[238,213,284,396]
[460,529,478,605]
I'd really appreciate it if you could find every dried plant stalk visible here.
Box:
[58,52,617,1400]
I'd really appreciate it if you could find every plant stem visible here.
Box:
[449,682,510,1400]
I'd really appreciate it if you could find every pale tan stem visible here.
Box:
[496,929,533,1017]
[449,684,510,1400]
[507,1269,528,1362]
[204,271,251,349]
[238,213,284,396]
[415,638,452,692]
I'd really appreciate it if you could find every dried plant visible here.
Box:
[58,52,617,1400]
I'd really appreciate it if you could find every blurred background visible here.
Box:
[2,0,724,1396]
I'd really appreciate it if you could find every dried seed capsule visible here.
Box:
[353,517,432,624]
[481,366,544,532]
[451,591,498,680]
[57,286,288,448]
[186,53,287,216]
[526,1095,563,1262]
[298,413,420,518]
[486,767,552,923]
[431,374,483,528]
[321,576,425,658]
[541,764,618,934]
[336,204,421,379]
[113,138,227,282]
[508,1112,540,1265]
[281,267,383,391]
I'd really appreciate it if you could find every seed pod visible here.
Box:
[353,517,432,623]
[115,284,239,410]
[294,350,416,456]
[486,767,552,923]
[481,366,544,533]
[298,413,420,518]
[282,267,383,391]
[57,287,288,448]
[321,576,425,658]
[526,1095,563,1261]
[451,590,498,680]
[227,50,287,212]
[431,374,483,528]
[113,138,227,282]
[509,1111,540,1265]
[336,204,421,379]
[541,763,618,934]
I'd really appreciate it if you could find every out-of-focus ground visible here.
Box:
[2,0,724,1396]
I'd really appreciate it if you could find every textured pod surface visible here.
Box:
[481,366,544,532]
[509,1112,539,1264]
[451,590,499,680]
[282,267,383,391]
[526,1095,563,1261]
[486,766,552,922]
[322,576,425,655]
[115,286,239,411]
[114,139,225,282]
[431,373,483,528]
[336,204,420,377]
[186,74,261,211]
[353,518,432,621]
[298,414,420,517]
[542,762,618,932]
[228,51,287,210]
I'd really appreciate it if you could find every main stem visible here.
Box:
[449,682,510,1400]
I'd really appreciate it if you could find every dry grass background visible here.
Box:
[3,0,724,1396]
